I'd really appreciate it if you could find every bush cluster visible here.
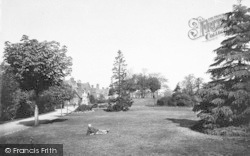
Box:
[1,89,35,120]
[105,95,133,112]
[0,70,74,121]
[157,93,195,107]
[75,104,98,112]
[156,96,172,106]
[75,104,93,112]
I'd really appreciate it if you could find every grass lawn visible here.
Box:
[0,98,249,156]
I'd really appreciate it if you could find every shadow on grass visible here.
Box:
[19,118,68,127]
[166,118,198,128]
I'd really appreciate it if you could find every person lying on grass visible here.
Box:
[86,124,109,135]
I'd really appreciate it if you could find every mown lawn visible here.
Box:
[1,98,249,156]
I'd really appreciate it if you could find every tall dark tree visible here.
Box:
[112,50,127,97]
[173,83,181,93]
[194,4,250,127]
[3,35,72,125]
[110,50,133,111]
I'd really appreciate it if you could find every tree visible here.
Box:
[149,73,168,86]
[135,74,148,98]
[171,83,193,106]
[109,50,133,111]
[147,77,161,99]
[3,35,72,125]
[112,50,127,97]
[173,83,181,93]
[124,74,138,93]
[149,73,169,97]
[194,4,250,127]
[180,74,204,96]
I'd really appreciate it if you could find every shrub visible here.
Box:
[172,92,193,106]
[75,104,97,112]
[38,83,74,113]
[0,66,20,121]
[96,99,108,104]
[37,94,55,114]
[14,90,35,119]
[105,104,114,112]
[232,107,250,126]
[157,96,173,106]
[97,103,109,108]
[157,93,194,107]
[105,94,133,112]
[89,94,96,104]
[15,100,34,119]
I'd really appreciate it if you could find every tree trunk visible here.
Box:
[34,91,40,126]
[34,104,39,126]
[61,104,63,116]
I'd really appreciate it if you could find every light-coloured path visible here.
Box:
[0,106,77,137]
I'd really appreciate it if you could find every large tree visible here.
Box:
[194,3,250,127]
[147,76,161,99]
[110,50,133,111]
[3,35,72,125]
[112,50,127,97]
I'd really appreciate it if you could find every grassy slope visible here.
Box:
[0,98,249,156]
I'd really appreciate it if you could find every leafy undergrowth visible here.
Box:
[192,121,250,137]
[206,126,250,136]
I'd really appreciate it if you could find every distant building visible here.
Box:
[65,78,109,105]
[90,83,109,99]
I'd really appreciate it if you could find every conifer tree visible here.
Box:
[194,3,250,127]
[173,83,181,93]
[110,50,133,111]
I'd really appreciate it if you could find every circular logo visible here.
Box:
[5,148,11,153]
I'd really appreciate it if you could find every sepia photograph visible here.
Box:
[0,0,250,155]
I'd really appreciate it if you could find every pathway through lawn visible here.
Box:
[0,99,249,156]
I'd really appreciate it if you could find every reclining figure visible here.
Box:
[86,124,109,135]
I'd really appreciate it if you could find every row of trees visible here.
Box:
[124,73,163,99]
[0,35,73,125]
[157,74,203,107]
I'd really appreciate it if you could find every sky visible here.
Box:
[0,0,249,90]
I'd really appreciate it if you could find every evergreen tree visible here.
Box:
[112,50,127,97]
[173,83,181,93]
[194,3,250,127]
[109,50,133,111]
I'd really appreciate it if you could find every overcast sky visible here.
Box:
[0,0,249,90]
